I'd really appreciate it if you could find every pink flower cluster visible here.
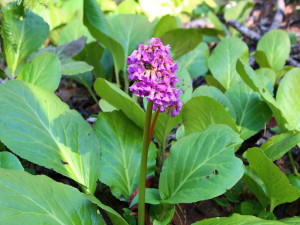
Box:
[127,38,182,117]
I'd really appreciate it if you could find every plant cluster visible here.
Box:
[0,0,300,225]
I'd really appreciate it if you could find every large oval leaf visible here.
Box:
[153,15,178,38]
[83,0,125,75]
[276,68,300,131]
[94,111,156,200]
[85,195,129,225]
[107,14,152,60]
[183,96,238,135]
[192,213,286,225]
[94,78,145,129]
[1,3,49,75]
[280,217,300,225]
[17,53,61,92]
[154,113,182,149]
[0,169,104,225]
[261,133,300,161]
[0,80,100,194]
[236,59,289,132]
[59,18,94,44]
[177,42,210,78]
[176,64,193,103]
[255,68,276,94]
[159,125,243,204]
[257,29,291,71]
[161,28,203,59]
[192,86,236,120]
[225,82,272,140]
[208,37,249,89]
[245,148,300,211]
[0,152,23,170]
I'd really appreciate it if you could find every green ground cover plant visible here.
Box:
[0,0,300,224]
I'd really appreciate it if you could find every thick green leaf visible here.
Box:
[0,169,104,225]
[261,133,300,160]
[0,152,23,170]
[59,18,94,44]
[151,204,175,225]
[277,65,294,81]
[94,78,145,129]
[130,188,162,207]
[239,200,263,215]
[0,80,100,194]
[73,72,93,89]
[85,194,128,225]
[255,68,276,94]
[257,29,291,71]
[183,96,238,135]
[205,74,226,92]
[276,68,300,131]
[1,3,49,75]
[208,37,249,89]
[236,59,289,132]
[107,14,152,61]
[75,41,105,78]
[242,166,270,209]
[94,111,156,200]
[177,42,210,78]
[84,0,125,75]
[254,50,272,69]
[207,11,228,35]
[154,113,182,148]
[225,82,272,140]
[17,53,61,92]
[62,61,93,75]
[192,213,286,225]
[257,211,277,220]
[30,37,87,63]
[287,174,300,191]
[246,148,300,211]
[99,99,117,112]
[192,85,236,120]
[94,78,181,146]
[224,0,254,22]
[176,64,193,103]
[153,15,178,38]
[281,217,300,225]
[161,28,203,59]
[159,125,243,204]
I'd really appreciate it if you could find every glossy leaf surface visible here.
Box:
[0,169,104,225]
[0,80,100,194]
[159,125,243,204]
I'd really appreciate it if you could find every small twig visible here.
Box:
[269,0,285,30]
[292,53,300,60]
[249,55,256,67]
[286,58,300,67]
[183,18,209,28]
[289,18,300,26]
[291,44,300,55]
[227,19,261,41]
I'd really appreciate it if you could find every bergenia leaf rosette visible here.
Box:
[127,38,182,225]
[127,37,182,117]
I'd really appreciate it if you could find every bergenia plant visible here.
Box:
[127,37,182,224]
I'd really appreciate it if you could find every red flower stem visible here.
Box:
[138,101,153,225]
[147,108,160,147]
